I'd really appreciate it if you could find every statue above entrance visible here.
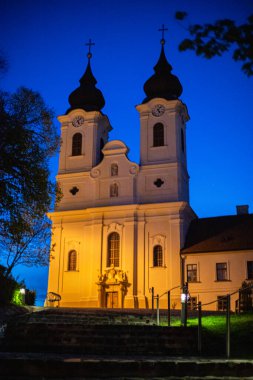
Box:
[97,265,128,308]
[98,264,128,284]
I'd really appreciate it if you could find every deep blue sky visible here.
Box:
[1,0,253,304]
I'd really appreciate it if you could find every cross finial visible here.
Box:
[86,38,95,59]
[158,24,168,45]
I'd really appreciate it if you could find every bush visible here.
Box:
[0,266,19,305]
[25,289,36,306]
[12,288,24,305]
[239,281,253,312]
[0,265,36,306]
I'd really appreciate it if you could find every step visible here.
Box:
[2,323,197,355]
[0,353,253,379]
[9,309,155,325]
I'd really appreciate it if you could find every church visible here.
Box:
[47,34,253,312]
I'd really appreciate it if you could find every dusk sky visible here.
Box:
[1,0,253,304]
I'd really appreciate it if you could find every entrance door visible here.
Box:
[106,292,118,308]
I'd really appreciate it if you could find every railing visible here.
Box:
[154,285,181,326]
[152,282,253,358]
[195,282,253,358]
[46,291,61,307]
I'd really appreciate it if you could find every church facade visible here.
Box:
[47,38,253,311]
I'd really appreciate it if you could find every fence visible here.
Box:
[196,282,253,358]
[154,285,181,327]
[154,282,253,358]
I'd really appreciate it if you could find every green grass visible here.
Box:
[160,313,253,358]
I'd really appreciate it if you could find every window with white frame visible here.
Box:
[68,250,77,271]
[153,245,163,267]
[153,123,164,147]
[187,296,197,311]
[72,133,82,156]
[216,263,227,281]
[187,264,197,282]
[107,232,120,267]
[217,296,227,311]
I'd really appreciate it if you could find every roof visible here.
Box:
[67,58,105,114]
[142,44,183,104]
[181,214,253,254]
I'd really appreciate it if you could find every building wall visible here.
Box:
[184,250,253,311]
[47,202,194,308]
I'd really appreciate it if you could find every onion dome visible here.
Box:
[142,39,183,103]
[67,41,105,113]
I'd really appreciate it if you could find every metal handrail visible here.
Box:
[46,291,61,304]
[159,285,181,299]
[196,283,253,358]
[154,285,181,326]
[193,282,253,309]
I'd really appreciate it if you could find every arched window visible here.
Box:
[153,123,164,147]
[153,245,163,267]
[72,133,82,156]
[110,183,118,197]
[107,232,120,267]
[111,163,118,176]
[68,250,77,271]
[181,128,185,153]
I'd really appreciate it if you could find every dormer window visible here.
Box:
[153,123,164,147]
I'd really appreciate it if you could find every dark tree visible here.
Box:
[175,12,253,76]
[0,87,60,275]
[0,52,8,75]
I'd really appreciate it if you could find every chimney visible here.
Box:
[236,205,249,215]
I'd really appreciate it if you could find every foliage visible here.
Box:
[0,265,19,305]
[25,289,36,306]
[0,87,60,275]
[239,280,253,312]
[12,288,24,306]
[1,216,53,275]
[166,313,253,358]
[0,264,36,306]
[175,12,253,76]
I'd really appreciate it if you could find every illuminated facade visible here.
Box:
[47,39,253,311]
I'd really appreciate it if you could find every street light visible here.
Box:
[149,287,154,310]
[181,282,188,327]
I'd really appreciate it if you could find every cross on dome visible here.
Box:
[86,38,95,59]
[158,24,168,45]
[142,24,183,103]
[67,38,105,113]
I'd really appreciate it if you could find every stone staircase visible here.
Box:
[1,307,253,379]
[1,308,197,355]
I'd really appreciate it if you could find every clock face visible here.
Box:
[72,116,85,127]
[152,104,165,117]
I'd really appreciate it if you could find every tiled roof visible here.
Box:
[181,214,253,254]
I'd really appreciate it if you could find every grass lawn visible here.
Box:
[161,313,253,358]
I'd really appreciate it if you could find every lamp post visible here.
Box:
[149,287,154,311]
[181,282,188,327]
